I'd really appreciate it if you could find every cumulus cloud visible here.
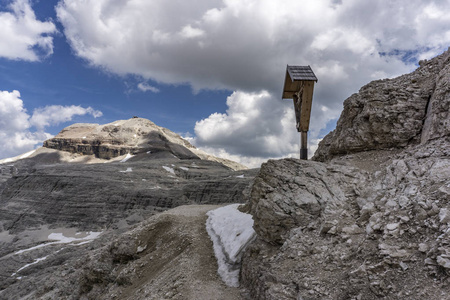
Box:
[0,90,102,159]
[30,105,102,130]
[195,91,297,157]
[56,0,450,165]
[137,83,160,93]
[193,90,339,167]
[0,0,57,61]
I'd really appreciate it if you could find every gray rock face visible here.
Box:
[245,158,366,244]
[313,48,450,162]
[0,159,256,236]
[242,141,450,300]
[241,49,450,299]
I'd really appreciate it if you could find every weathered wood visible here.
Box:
[299,81,314,132]
[300,131,308,160]
[281,65,317,160]
[283,70,302,99]
[293,94,301,131]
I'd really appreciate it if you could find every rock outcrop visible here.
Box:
[241,49,450,299]
[313,49,450,162]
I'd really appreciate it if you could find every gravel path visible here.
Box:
[105,205,250,300]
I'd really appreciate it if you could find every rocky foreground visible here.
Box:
[240,49,450,299]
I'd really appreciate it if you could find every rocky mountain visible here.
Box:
[240,49,450,299]
[42,117,246,171]
[0,119,257,299]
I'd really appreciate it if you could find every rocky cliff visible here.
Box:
[240,49,450,299]
[313,49,450,162]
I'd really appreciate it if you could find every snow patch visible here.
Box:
[146,151,151,154]
[20,150,36,159]
[120,153,134,162]
[162,166,175,174]
[236,174,245,178]
[14,231,102,255]
[119,167,133,173]
[1,149,36,164]
[12,255,49,276]
[206,204,256,287]
[49,231,102,243]
[179,167,189,171]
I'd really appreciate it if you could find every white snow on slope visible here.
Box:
[20,149,36,159]
[179,166,189,171]
[14,231,102,255]
[162,166,175,174]
[0,149,37,164]
[206,204,256,287]
[119,167,133,173]
[12,255,49,276]
[120,153,134,162]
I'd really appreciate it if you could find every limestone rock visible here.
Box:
[313,48,450,162]
[246,158,366,244]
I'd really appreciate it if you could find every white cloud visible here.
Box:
[55,0,450,164]
[0,90,102,159]
[0,0,57,61]
[56,0,450,92]
[179,25,205,39]
[30,105,103,130]
[193,90,339,167]
[137,83,160,93]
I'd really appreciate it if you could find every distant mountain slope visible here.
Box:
[40,117,246,171]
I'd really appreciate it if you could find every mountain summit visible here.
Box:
[0,117,241,171]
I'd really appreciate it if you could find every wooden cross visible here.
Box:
[282,65,318,160]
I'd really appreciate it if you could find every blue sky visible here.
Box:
[1,0,449,167]
[0,0,229,133]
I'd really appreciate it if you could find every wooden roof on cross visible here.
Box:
[287,65,318,81]
[282,65,318,99]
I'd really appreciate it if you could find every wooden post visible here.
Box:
[281,65,317,160]
[292,94,300,131]
[300,131,308,160]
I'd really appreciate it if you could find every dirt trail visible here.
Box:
[104,205,249,300]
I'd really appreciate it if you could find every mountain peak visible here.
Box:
[43,117,247,170]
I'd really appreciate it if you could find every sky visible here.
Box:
[0,0,449,167]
